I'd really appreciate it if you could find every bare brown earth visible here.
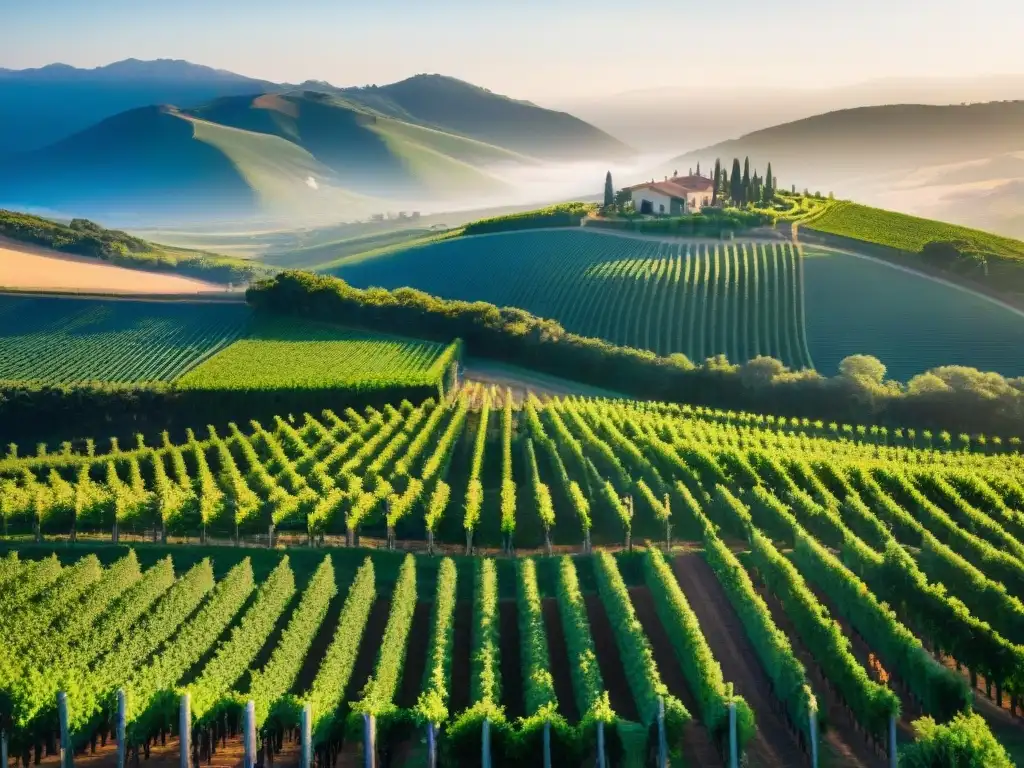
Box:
[0,236,225,294]
[582,593,640,722]
[448,600,473,715]
[541,597,580,724]
[670,552,809,768]
[752,578,886,768]
[498,599,525,720]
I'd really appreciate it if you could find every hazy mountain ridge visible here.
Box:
[655,101,1024,237]
[0,64,630,224]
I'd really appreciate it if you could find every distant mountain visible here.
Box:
[561,74,1024,154]
[334,74,632,160]
[0,59,275,151]
[0,61,634,225]
[0,89,586,224]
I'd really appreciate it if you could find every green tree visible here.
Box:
[696,162,701,176]
[730,158,742,204]
[712,159,722,204]
[741,157,751,205]
[603,171,614,208]
[764,162,774,202]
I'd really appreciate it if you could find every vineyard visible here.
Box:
[802,246,1024,379]
[0,389,1021,764]
[332,230,814,369]
[0,295,249,383]
[176,318,461,394]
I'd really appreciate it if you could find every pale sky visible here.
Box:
[2,0,1023,102]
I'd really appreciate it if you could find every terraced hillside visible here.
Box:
[0,390,1018,765]
[333,229,814,369]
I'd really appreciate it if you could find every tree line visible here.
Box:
[246,271,1024,439]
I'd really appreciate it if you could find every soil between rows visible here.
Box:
[541,596,580,724]
[582,592,640,722]
[670,551,808,768]
[627,585,723,768]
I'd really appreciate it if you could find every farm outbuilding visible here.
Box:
[628,173,714,215]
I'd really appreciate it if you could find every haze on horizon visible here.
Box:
[3,0,1023,102]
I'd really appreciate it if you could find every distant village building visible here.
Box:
[628,173,714,215]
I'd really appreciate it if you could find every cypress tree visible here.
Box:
[730,158,742,204]
[741,157,751,205]
[712,159,721,204]
[603,171,614,208]
[696,162,701,176]
[764,162,774,202]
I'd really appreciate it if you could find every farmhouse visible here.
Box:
[629,173,714,215]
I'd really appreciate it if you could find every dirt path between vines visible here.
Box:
[541,597,580,724]
[498,598,525,719]
[583,593,640,721]
[449,600,473,714]
[628,585,723,767]
[753,582,886,768]
[670,552,809,767]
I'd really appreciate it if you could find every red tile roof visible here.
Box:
[629,176,714,198]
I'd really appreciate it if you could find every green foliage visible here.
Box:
[250,556,337,726]
[556,556,612,721]
[592,550,690,743]
[351,554,417,725]
[306,557,375,744]
[124,559,256,742]
[415,558,457,725]
[805,200,1024,263]
[251,270,1024,439]
[899,713,1013,767]
[178,317,459,394]
[0,294,248,385]
[461,203,595,235]
[642,548,756,751]
[188,558,295,723]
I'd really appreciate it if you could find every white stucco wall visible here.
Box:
[631,188,677,215]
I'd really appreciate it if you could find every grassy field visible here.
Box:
[0,295,250,383]
[0,393,1018,765]
[332,229,813,368]
[803,246,1024,379]
[801,199,1024,262]
[177,317,460,392]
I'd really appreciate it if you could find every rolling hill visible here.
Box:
[0,65,633,224]
[335,74,633,160]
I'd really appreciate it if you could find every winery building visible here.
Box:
[628,173,715,215]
